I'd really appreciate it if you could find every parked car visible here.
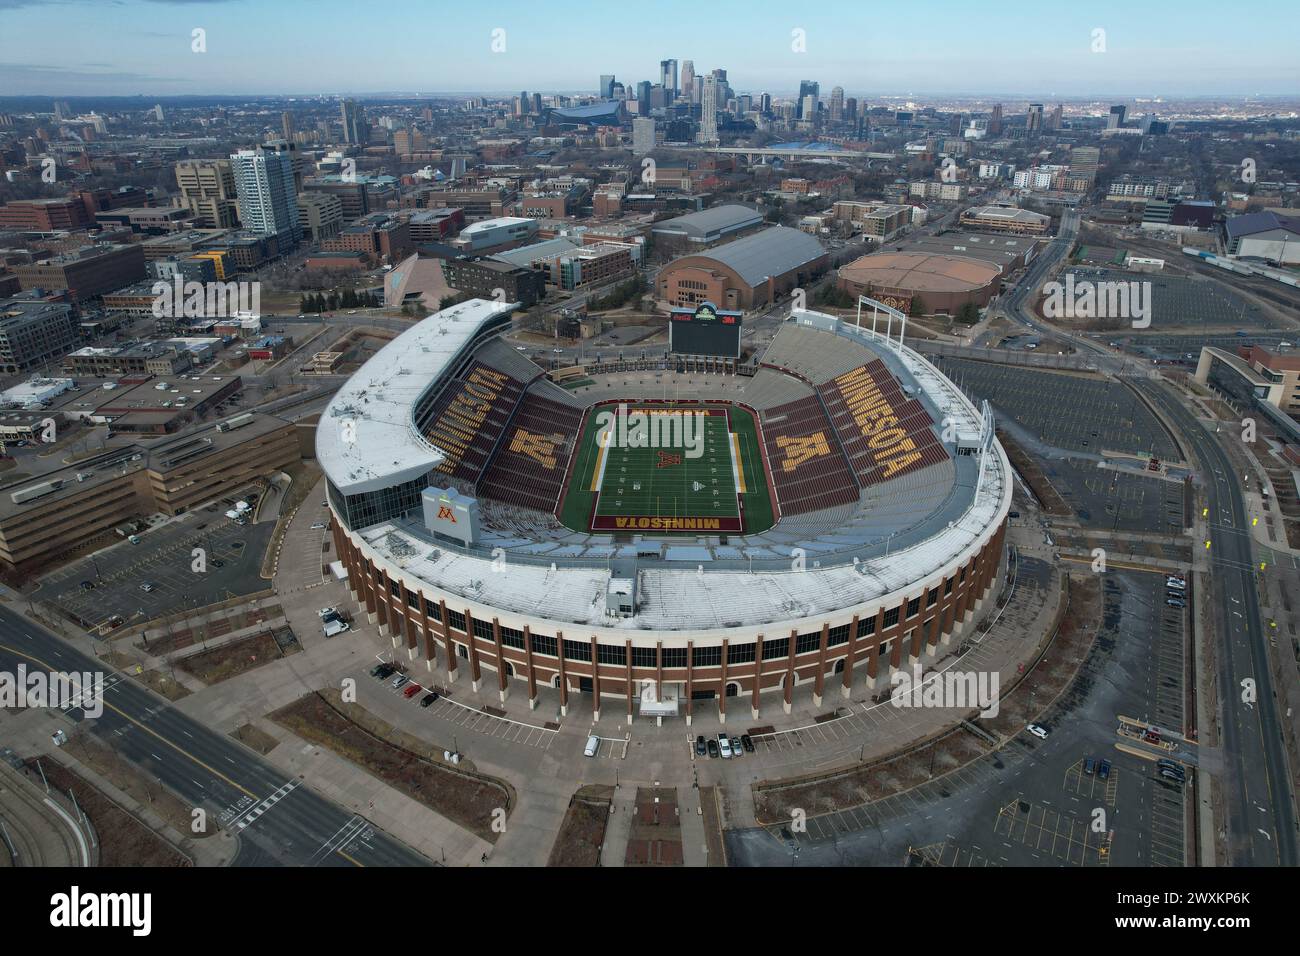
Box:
[730,736,743,757]
[310,522,326,530]
[1166,597,1186,608]
[371,663,394,678]
[718,733,732,758]
[420,693,438,708]
[390,674,408,689]
[1083,757,1096,775]
[139,582,156,593]
[402,683,422,699]
[584,735,600,758]
[706,738,719,758]
[741,734,755,753]
[694,735,707,757]
[1143,729,1162,744]
[1098,759,1111,780]
[79,580,95,591]
[1157,758,1185,778]
[1027,723,1049,739]
[318,607,338,618]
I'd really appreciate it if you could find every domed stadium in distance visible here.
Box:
[318,299,1012,725]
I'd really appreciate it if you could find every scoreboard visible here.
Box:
[668,302,743,358]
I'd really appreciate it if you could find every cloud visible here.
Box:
[0,61,186,83]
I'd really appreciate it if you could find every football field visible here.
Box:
[558,402,774,534]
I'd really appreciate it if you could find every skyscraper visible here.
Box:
[1026,103,1043,134]
[698,76,719,143]
[600,74,615,98]
[680,61,695,104]
[632,116,656,155]
[1108,104,1127,129]
[797,80,820,118]
[340,98,368,144]
[829,86,845,122]
[231,147,301,249]
[988,103,1003,136]
[660,59,678,96]
[174,159,239,229]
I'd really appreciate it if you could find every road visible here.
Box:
[997,208,1298,864]
[0,604,430,867]
[1139,383,1298,865]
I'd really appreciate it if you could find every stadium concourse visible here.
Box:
[317,300,1011,724]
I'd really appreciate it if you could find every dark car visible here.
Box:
[79,580,95,590]
[1098,759,1111,780]
[741,734,755,753]
[1083,757,1096,775]
[706,738,719,758]
[372,663,395,679]
[420,692,439,708]
[695,735,707,757]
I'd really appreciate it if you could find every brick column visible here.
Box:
[491,618,507,702]
[440,599,457,682]
[841,614,858,699]
[685,641,694,727]
[751,634,763,719]
[783,628,796,714]
[464,607,481,692]
[523,625,537,710]
[718,639,728,725]
[556,631,569,717]
[624,639,634,724]
[866,607,885,682]
[813,622,829,707]
[590,636,601,723]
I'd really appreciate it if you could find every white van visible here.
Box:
[322,618,350,638]
[583,735,600,758]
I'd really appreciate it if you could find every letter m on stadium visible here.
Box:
[776,432,830,472]
[657,451,682,468]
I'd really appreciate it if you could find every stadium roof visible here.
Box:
[547,100,622,123]
[962,205,1049,225]
[1225,210,1300,239]
[838,252,1002,293]
[651,204,764,241]
[316,298,519,496]
[684,226,826,286]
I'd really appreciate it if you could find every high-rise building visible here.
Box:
[829,86,845,122]
[635,80,652,115]
[340,98,368,144]
[281,111,296,143]
[698,76,719,144]
[153,104,165,122]
[261,139,305,194]
[1047,104,1063,130]
[600,74,615,98]
[797,80,820,118]
[1108,104,1127,129]
[174,159,240,229]
[1026,103,1043,133]
[231,147,301,249]
[988,103,1003,136]
[660,59,678,96]
[632,116,656,155]
[680,61,695,104]
[759,92,772,115]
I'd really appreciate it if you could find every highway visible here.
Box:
[996,206,1298,864]
[0,604,430,867]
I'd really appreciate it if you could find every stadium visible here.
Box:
[318,298,1012,724]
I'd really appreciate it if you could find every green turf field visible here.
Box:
[557,402,775,534]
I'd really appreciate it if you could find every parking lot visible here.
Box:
[1047,462,1187,534]
[37,512,274,629]
[933,359,1179,461]
[1063,268,1271,329]
[727,569,1191,868]
[364,658,558,751]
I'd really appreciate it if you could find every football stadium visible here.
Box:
[318,299,1012,723]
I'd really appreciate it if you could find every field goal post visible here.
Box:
[855,295,907,351]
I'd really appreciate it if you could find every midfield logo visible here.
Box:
[656,451,682,468]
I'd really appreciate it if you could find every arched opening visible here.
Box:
[725,682,740,698]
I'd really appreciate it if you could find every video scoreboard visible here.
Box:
[668,301,743,358]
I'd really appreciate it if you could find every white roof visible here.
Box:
[316,298,519,496]
[461,217,533,235]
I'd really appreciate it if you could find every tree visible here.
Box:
[955,302,981,324]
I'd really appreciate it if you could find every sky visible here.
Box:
[0,0,1297,99]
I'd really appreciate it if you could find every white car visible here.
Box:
[310,522,326,530]
[1027,723,1049,740]
[317,606,337,618]
[718,733,732,758]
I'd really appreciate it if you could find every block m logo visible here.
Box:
[776,432,830,472]
[509,428,559,469]
[436,506,457,522]
[656,451,682,468]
